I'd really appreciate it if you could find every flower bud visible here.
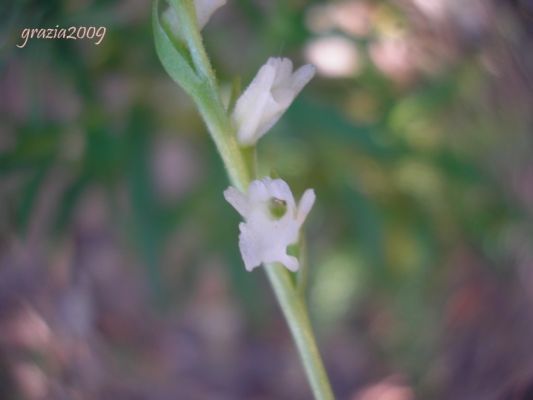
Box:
[232,58,315,146]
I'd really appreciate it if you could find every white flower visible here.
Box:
[163,0,226,39]
[224,177,316,272]
[232,57,316,146]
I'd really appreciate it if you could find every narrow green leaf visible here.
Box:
[152,0,201,96]
[167,0,217,87]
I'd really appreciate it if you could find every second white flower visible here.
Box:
[232,57,316,146]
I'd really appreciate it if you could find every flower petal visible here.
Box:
[239,222,262,271]
[195,0,226,29]
[276,254,300,272]
[224,187,249,217]
[279,253,299,272]
[297,189,316,224]
[290,64,316,93]
[233,64,277,145]
[252,96,287,140]
[162,0,226,41]
[247,178,270,202]
[271,58,294,86]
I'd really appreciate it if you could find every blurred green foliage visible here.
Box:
[1,0,532,396]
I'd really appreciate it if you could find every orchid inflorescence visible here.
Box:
[153,1,333,398]
[226,55,316,271]
[157,0,316,273]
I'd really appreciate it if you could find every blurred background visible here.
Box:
[1,0,533,398]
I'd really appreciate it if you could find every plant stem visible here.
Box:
[297,234,309,298]
[197,90,334,399]
[164,2,335,397]
[265,264,335,400]
[195,86,250,192]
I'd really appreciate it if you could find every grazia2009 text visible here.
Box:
[17,26,106,48]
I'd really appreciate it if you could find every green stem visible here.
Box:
[160,2,334,397]
[195,85,250,192]
[297,234,309,298]
[197,91,334,399]
[265,264,335,400]
[197,87,334,399]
